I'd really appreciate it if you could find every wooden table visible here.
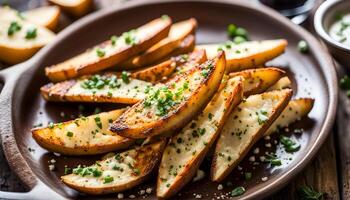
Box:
[0,0,346,199]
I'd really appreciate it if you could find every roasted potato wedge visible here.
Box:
[32,109,134,155]
[230,68,285,96]
[0,6,60,31]
[265,98,314,136]
[165,34,195,58]
[267,76,292,91]
[0,19,55,64]
[197,39,287,72]
[41,73,155,104]
[211,89,292,182]
[110,52,226,139]
[62,140,166,194]
[45,17,172,82]
[131,49,207,83]
[23,6,61,31]
[49,0,92,17]
[157,77,243,199]
[131,60,175,83]
[121,18,197,69]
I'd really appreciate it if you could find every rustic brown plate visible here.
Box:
[0,0,337,199]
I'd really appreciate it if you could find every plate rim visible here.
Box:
[0,0,338,199]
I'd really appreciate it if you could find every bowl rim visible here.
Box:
[314,0,350,52]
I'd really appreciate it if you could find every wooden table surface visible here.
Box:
[0,0,347,199]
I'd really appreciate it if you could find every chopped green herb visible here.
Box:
[235,27,248,38]
[103,175,114,184]
[265,154,282,166]
[231,186,245,197]
[297,186,324,200]
[208,113,213,120]
[66,131,74,137]
[81,74,120,90]
[335,12,344,21]
[244,172,252,181]
[233,36,247,44]
[64,166,71,175]
[7,21,21,36]
[280,135,300,153]
[161,15,170,20]
[227,24,237,38]
[123,30,137,45]
[48,122,54,129]
[257,109,268,125]
[115,154,121,161]
[72,166,102,177]
[110,35,117,45]
[96,48,106,57]
[25,27,37,39]
[121,71,130,84]
[94,116,102,129]
[298,40,309,53]
[340,75,350,90]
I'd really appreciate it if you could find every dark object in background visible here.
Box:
[258,0,316,24]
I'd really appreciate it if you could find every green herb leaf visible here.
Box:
[298,186,324,200]
[103,175,114,184]
[340,75,350,90]
[66,131,74,137]
[231,186,245,197]
[7,21,21,36]
[227,24,237,38]
[96,48,105,57]
[121,71,130,84]
[25,27,37,39]
[110,35,117,45]
[280,135,300,153]
[233,36,247,44]
[298,40,309,53]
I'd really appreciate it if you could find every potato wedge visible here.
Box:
[265,98,314,136]
[62,140,166,194]
[157,77,243,199]
[121,18,197,69]
[0,19,55,64]
[45,17,172,82]
[197,39,287,72]
[164,34,195,60]
[230,68,285,96]
[41,73,156,104]
[131,49,207,83]
[110,52,226,139]
[211,89,292,182]
[23,6,61,31]
[267,76,292,91]
[32,109,134,155]
[0,6,60,31]
[48,0,92,17]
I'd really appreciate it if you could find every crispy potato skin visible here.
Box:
[31,109,134,155]
[164,34,195,59]
[109,52,226,139]
[211,89,293,182]
[230,67,285,96]
[131,60,175,83]
[40,72,154,104]
[61,140,166,194]
[157,77,244,199]
[226,40,288,72]
[121,18,197,69]
[45,17,172,82]
[131,49,207,83]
